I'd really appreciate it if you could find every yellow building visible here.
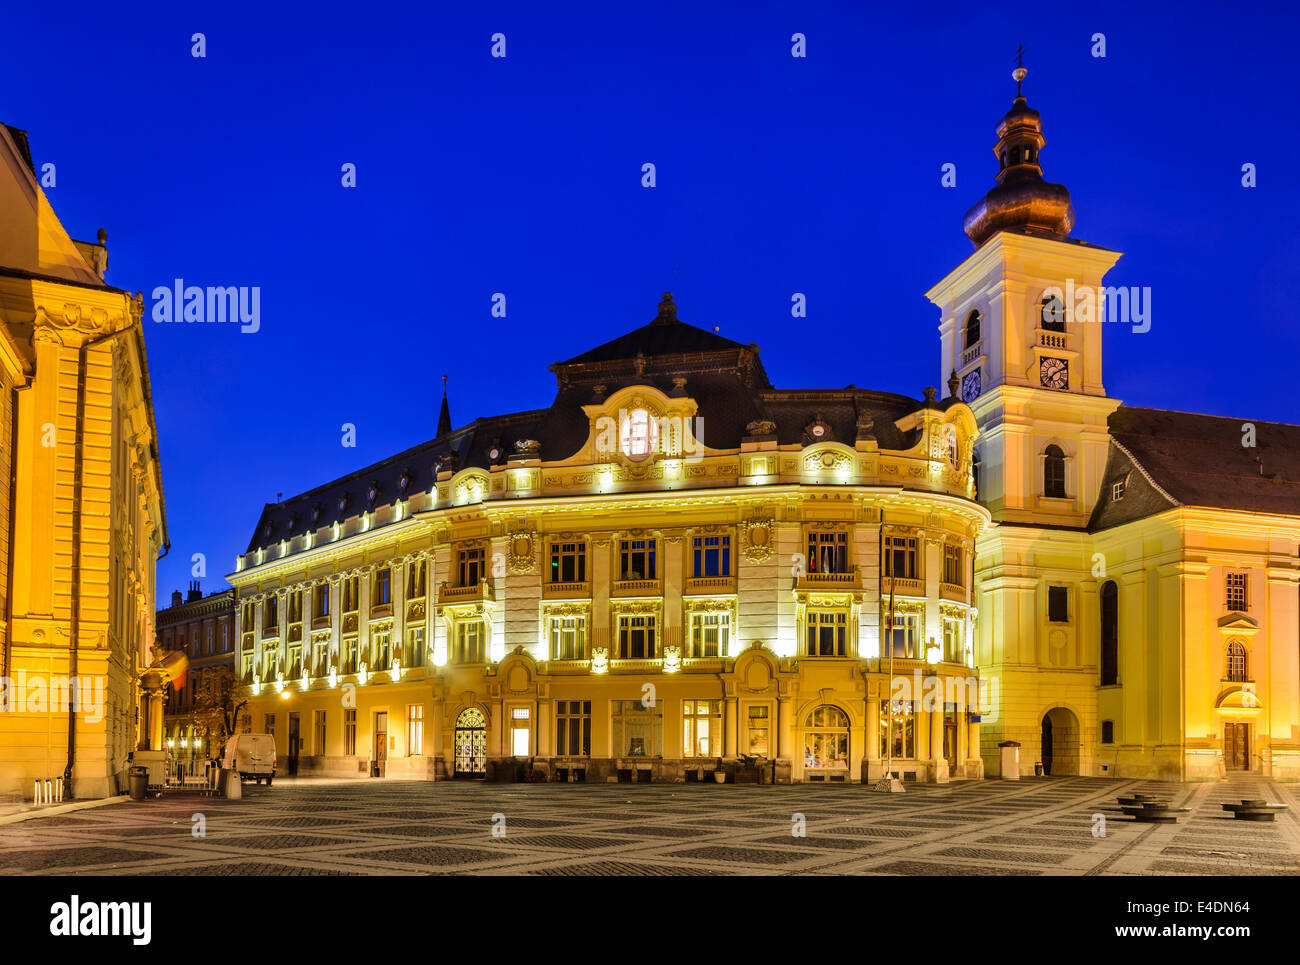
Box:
[929,69,1300,781]
[0,123,167,799]
[232,293,988,784]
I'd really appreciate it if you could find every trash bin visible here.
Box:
[1034,762,1044,776]
[998,740,1021,780]
[128,765,149,801]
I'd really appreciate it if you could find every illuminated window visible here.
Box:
[747,705,770,756]
[1226,572,1248,611]
[549,541,586,583]
[314,710,326,755]
[805,610,847,657]
[942,616,964,663]
[1226,641,1248,682]
[406,626,425,668]
[286,642,302,679]
[454,621,485,664]
[406,560,427,599]
[943,425,959,467]
[344,709,357,755]
[692,535,731,577]
[619,539,657,581]
[943,544,963,586]
[621,408,657,461]
[511,707,530,756]
[407,705,424,756]
[287,591,302,624]
[556,701,591,757]
[371,629,391,671]
[804,705,849,769]
[683,699,722,757]
[807,530,849,574]
[612,699,662,757]
[458,547,485,587]
[879,699,916,759]
[617,614,657,659]
[549,616,587,660]
[883,534,917,579]
[263,596,278,633]
[342,576,359,613]
[884,611,919,659]
[313,584,330,620]
[342,635,359,674]
[688,612,730,658]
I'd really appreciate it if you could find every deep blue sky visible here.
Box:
[4,1,1297,598]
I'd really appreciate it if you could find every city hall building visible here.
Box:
[231,74,1300,784]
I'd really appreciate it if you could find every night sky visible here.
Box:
[4,1,1296,598]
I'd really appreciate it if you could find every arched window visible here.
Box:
[1100,581,1118,685]
[1043,445,1067,498]
[804,705,849,770]
[1226,641,1248,682]
[964,310,981,348]
[1041,293,1066,333]
[620,408,656,461]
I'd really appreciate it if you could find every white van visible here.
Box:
[223,734,277,785]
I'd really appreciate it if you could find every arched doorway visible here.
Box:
[803,705,850,781]
[1039,707,1080,776]
[453,707,487,778]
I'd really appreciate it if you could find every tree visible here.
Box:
[192,665,247,750]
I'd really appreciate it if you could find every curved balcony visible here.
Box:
[797,567,859,591]
[881,575,924,597]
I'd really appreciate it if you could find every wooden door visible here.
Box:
[1225,723,1250,770]
[287,713,300,776]
[375,711,388,777]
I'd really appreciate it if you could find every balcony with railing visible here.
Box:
[961,341,984,368]
[542,580,592,600]
[684,575,737,595]
[611,578,662,597]
[940,581,966,603]
[439,579,494,604]
[796,566,859,591]
[1038,330,1068,350]
[881,575,924,597]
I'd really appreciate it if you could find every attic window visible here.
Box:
[1111,474,1129,501]
[621,408,656,461]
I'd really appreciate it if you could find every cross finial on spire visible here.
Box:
[1013,44,1028,97]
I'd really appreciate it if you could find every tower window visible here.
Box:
[964,310,981,348]
[1041,294,1066,333]
[1226,641,1248,682]
[1043,445,1067,499]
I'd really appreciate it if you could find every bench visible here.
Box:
[1221,799,1289,822]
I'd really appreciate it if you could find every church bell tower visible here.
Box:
[927,60,1123,527]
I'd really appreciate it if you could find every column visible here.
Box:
[393,558,406,668]
[328,576,342,673]
[968,718,982,773]
[777,695,791,759]
[865,693,880,770]
[724,697,737,757]
[931,706,949,784]
[359,568,371,671]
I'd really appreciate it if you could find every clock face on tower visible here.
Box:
[1039,356,1069,390]
[961,370,981,402]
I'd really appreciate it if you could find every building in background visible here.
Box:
[156,581,237,762]
[0,123,167,799]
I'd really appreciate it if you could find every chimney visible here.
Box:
[187,579,202,602]
[171,589,183,608]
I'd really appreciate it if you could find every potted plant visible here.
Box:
[712,758,727,783]
[735,754,760,784]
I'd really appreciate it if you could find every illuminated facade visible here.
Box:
[156,583,237,762]
[232,293,988,784]
[930,69,1300,781]
[0,123,167,799]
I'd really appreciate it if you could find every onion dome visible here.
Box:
[963,63,1075,247]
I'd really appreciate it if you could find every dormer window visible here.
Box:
[620,409,656,461]
[1111,474,1129,501]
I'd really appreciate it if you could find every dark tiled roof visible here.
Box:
[560,313,749,365]
[3,124,35,175]
[1093,406,1300,527]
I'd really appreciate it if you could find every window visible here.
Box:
[287,642,302,679]
[883,534,917,579]
[550,541,587,583]
[621,408,656,461]
[1111,476,1128,501]
[1100,720,1114,744]
[344,709,357,755]
[1041,293,1066,332]
[371,629,391,670]
[1100,581,1118,685]
[406,560,427,599]
[619,539,657,581]
[510,707,531,756]
[1048,585,1069,622]
[287,591,302,624]
[314,710,327,755]
[617,614,657,659]
[263,596,278,633]
[683,699,722,757]
[747,706,770,756]
[1226,572,1248,611]
[692,535,731,577]
[206,624,214,655]
[807,530,848,574]
[342,635,359,674]
[1043,445,1066,498]
[342,576,359,613]
[261,641,278,678]
[373,568,392,607]
[612,699,662,757]
[885,611,919,659]
[688,612,730,658]
[407,626,425,668]
[407,705,424,756]
[219,622,229,651]
[879,699,916,759]
[454,621,485,664]
[1226,641,1248,682]
[314,637,331,677]
[549,616,587,660]
[240,647,253,682]
[964,309,981,348]
[264,714,276,736]
[806,609,848,657]
[313,584,330,620]
[942,615,964,663]
[805,705,850,769]
[556,701,591,757]
[458,548,485,587]
[972,451,981,499]
[943,544,963,586]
